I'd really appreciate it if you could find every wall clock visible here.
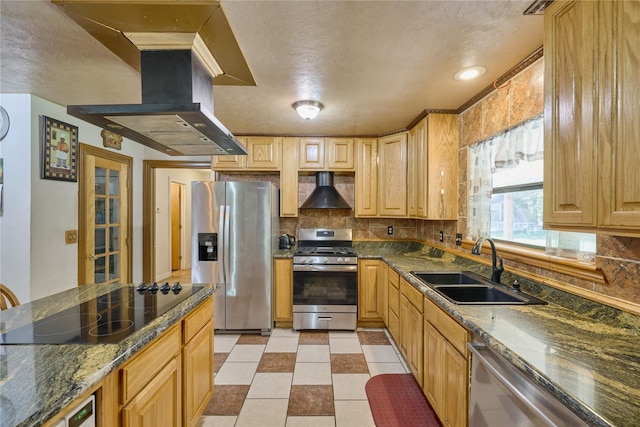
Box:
[0,106,9,141]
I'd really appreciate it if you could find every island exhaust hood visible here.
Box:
[67,49,247,156]
[300,172,351,209]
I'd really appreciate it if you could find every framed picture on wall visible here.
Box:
[40,115,78,182]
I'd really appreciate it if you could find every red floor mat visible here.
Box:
[366,374,442,427]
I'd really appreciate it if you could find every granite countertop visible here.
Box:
[0,283,216,427]
[354,242,640,427]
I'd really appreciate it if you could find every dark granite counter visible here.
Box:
[0,283,216,427]
[353,241,640,427]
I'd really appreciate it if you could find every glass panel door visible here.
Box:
[80,147,130,286]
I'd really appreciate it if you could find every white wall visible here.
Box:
[0,94,33,304]
[154,168,212,281]
[0,94,208,302]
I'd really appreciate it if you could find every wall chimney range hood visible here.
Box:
[300,172,351,209]
[67,49,247,156]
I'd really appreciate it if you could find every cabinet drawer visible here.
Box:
[388,267,400,289]
[423,297,468,356]
[401,278,424,313]
[121,325,181,403]
[388,282,400,316]
[183,297,214,343]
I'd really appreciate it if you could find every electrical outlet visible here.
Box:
[387,226,393,235]
[455,233,463,246]
[439,230,444,242]
[65,230,78,244]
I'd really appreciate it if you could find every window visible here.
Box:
[490,159,544,247]
[467,116,595,262]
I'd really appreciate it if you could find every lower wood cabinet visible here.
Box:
[423,296,469,427]
[399,277,424,386]
[182,301,214,427]
[358,259,385,327]
[122,356,182,427]
[273,258,293,325]
[386,266,400,344]
[386,267,400,344]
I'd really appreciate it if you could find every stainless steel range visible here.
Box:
[293,228,357,330]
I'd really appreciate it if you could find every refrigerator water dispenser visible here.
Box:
[198,233,217,261]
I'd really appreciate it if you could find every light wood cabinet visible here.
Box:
[246,137,281,169]
[424,114,459,219]
[326,138,355,170]
[544,0,640,236]
[399,278,423,386]
[211,137,246,170]
[44,299,214,427]
[407,115,458,220]
[355,138,378,217]
[121,325,182,403]
[273,258,293,325]
[182,299,214,427]
[386,266,400,344]
[122,357,182,427]
[280,138,299,217]
[423,296,469,427]
[299,138,325,169]
[122,299,213,427]
[358,259,385,327]
[212,137,281,171]
[407,125,419,217]
[378,133,407,217]
[299,138,355,171]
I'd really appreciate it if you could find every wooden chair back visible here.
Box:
[0,283,20,309]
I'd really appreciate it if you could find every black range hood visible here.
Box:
[300,172,351,209]
[67,50,247,156]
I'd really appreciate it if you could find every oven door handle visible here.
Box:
[293,265,358,272]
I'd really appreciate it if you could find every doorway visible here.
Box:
[78,144,133,285]
[170,182,185,274]
[142,160,211,283]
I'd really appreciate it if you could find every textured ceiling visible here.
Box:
[0,0,544,137]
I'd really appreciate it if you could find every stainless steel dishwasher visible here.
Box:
[468,339,588,426]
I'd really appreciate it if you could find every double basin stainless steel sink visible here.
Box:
[410,271,547,305]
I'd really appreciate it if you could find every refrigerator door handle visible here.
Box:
[218,205,227,285]
[223,204,231,286]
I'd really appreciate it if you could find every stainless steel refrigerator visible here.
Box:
[191,181,279,334]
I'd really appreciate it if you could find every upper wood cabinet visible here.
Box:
[378,133,408,217]
[299,138,355,171]
[326,138,355,170]
[246,137,281,169]
[212,137,281,171]
[355,138,378,217]
[299,138,325,169]
[408,114,459,220]
[280,138,299,217]
[544,0,640,236]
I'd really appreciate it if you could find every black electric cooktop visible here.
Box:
[1,283,203,345]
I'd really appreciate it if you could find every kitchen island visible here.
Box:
[0,282,216,427]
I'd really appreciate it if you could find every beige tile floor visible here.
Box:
[198,328,410,427]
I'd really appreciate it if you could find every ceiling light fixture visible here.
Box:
[293,100,323,120]
[454,66,486,81]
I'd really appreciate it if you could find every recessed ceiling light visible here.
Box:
[454,66,486,81]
